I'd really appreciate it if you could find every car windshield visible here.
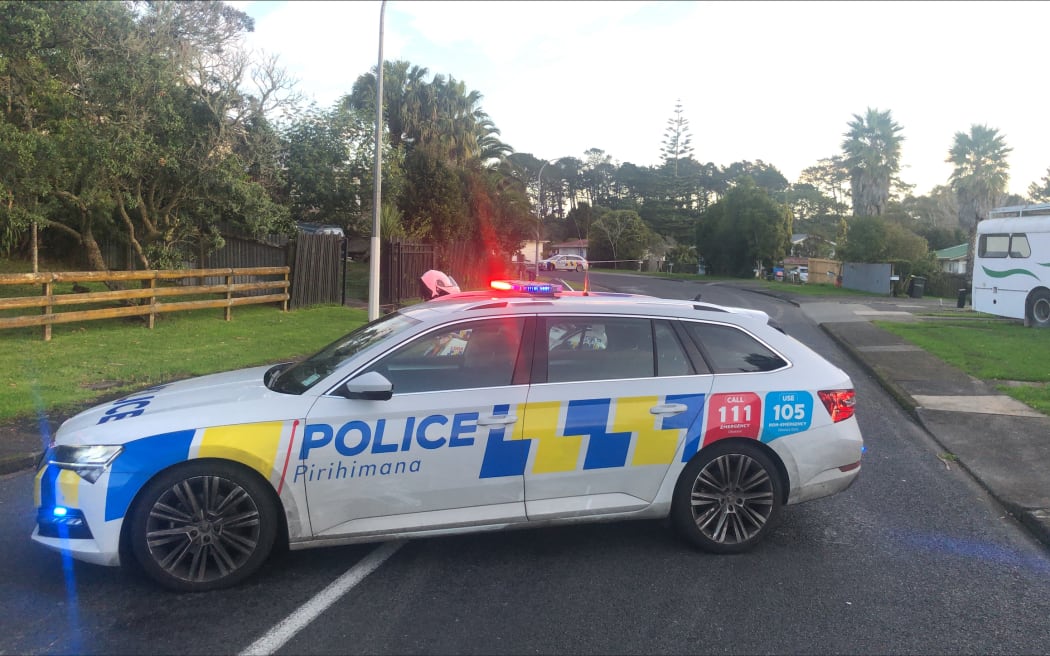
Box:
[269,312,421,395]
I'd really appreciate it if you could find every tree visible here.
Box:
[948,124,1012,229]
[661,99,694,177]
[1028,167,1050,203]
[841,108,905,217]
[837,215,927,265]
[799,156,851,211]
[588,208,650,267]
[281,102,375,235]
[947,124,1011,281]
[398,148,469,243]
[0,0,294,271]
[696,178,792,277]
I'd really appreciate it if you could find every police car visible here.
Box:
[33,281,863,591]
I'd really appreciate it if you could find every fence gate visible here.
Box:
[290,233,346,309]
[381,242,435,307]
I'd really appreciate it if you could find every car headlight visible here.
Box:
[48,445,123,483]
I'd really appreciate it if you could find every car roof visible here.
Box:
[401,285,770,327]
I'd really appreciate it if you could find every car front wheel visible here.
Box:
[671,441,782,553]
[129,460,278,592]
[576,264,584,272]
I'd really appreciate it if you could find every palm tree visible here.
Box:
[344,60,429,149]
[947,124,1011,229]
[841,108,904,217]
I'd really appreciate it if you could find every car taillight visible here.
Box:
[818,389,856,423]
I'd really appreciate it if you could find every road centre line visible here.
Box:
[240,541,405,656]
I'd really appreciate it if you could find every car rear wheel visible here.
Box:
[671,441,782,553]
[1028,289,1050,328]
[129,461,278,592]
[576,264,584,272]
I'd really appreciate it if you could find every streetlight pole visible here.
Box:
[368,0,387,321]
[534,160,553,280]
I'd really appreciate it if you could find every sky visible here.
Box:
[228,0,1050,198]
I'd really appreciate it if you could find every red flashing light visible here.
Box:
[818,389,856,423]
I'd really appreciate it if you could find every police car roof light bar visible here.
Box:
[490,280,562,295]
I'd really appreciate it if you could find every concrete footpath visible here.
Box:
[784,291,1050,549]
[2,285,1047,551]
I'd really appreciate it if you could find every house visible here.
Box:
[515,239,550,264]
[548,239,588,259]
[791,233,837,259]
[934,243,968,274]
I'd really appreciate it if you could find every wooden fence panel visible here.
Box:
[289,233,345,309]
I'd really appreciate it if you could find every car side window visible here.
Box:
[682,321,787,373]
[546,317,655,382]
[654,320,695,376]
[362,317,525,394]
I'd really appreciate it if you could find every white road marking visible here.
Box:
[240,540,405,656]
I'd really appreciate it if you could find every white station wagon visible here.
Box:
[33,281,863,591]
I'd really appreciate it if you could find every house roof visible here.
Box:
[551,239,589,248]
[935,243,968,261]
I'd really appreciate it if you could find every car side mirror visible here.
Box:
[341,371,393,401]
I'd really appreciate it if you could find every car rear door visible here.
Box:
[519,315,713,520]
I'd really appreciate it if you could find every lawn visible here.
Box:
[0,303,368,423]
[876,318,1050,415]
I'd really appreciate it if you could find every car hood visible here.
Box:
[55,365,313,447]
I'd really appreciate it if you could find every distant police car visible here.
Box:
[33,281,863,591]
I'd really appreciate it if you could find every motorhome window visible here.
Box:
[978,234,1010,258]
[1009,235,1031,258]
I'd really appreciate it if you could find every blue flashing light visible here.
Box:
[38,506,92,539]
[490,280,562,295]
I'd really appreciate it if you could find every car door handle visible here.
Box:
[478,414,519,426]
[650,404,688,415]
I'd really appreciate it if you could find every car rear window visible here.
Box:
[682,321,788,373]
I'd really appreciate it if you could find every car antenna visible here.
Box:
[583,265,590,295]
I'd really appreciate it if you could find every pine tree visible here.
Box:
[661,99,694,177]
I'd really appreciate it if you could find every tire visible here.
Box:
[1028,289,1050,328]
[129,460,278,592]
[671,441,782,553]
[576,264,584,273]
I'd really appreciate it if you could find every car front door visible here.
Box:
[300,316,532,538]
[519,315,713,520]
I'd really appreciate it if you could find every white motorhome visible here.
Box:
[972,204,1050,327]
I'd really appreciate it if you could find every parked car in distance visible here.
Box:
[541,254,588,272]
[297,222,345,237]
[798,266,809,283]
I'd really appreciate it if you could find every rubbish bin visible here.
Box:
[957,288,968,308]
[908,276,926,298]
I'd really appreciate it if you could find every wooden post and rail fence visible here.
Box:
[0,267,290,341]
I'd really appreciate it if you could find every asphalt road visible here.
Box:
[2,274,1048,655]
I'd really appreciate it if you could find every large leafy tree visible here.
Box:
[281,102,377,233]
[1,0,293,271]
[696,178,792,277]
[947,124,1012,229]
[841,108,904,217]
[587,207,650,267]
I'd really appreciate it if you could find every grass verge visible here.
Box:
[876,318,1050,415]
[0,303,367,423]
